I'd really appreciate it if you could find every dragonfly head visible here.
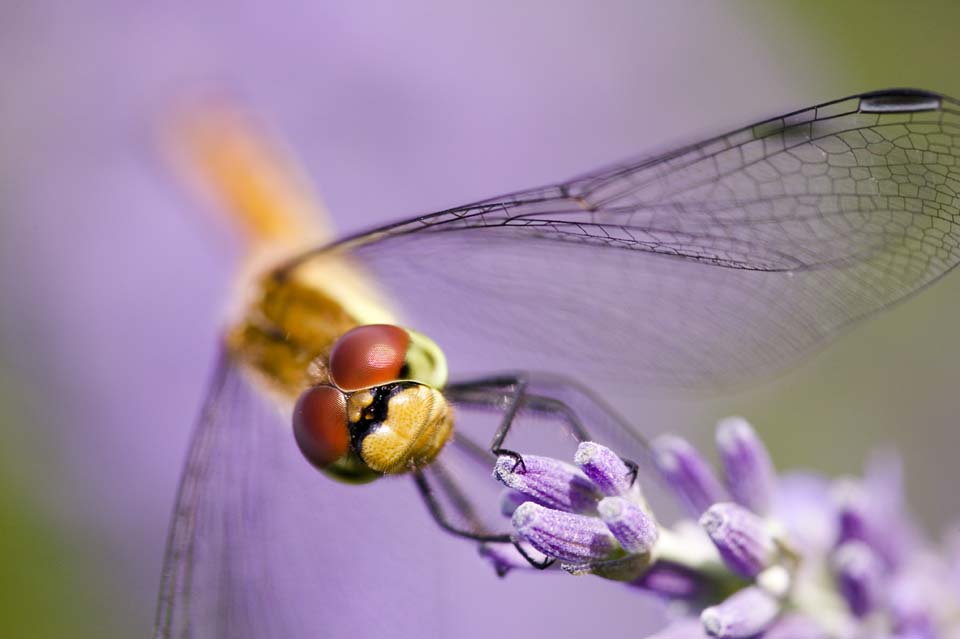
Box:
[292,324,453,481]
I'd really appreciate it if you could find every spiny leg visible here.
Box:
[412,466,510,544]
[412,463,556,571]
[445,373,640,488]
[488,375,529,473]
[511,540,555,570]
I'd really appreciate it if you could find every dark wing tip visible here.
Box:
[859,88,944,113]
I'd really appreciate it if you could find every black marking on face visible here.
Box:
[347,382,418,453]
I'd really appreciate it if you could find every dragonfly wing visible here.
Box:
[303,89,960,390]
[155,350,298,638]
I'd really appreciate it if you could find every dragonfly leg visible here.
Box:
[412,467,557,571]
[411,468,511,544]
[444,374,577,469]
[445,372,644,489]
[488,375,529,472]
[518,393,641,489]
[622,457,639,487]
[515,393,591,441]
[511,540,555,570]
[434,373,535,460]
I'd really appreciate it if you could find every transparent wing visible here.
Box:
[154,352,226,637]
[289,88,960,390]
[155,351,305,639]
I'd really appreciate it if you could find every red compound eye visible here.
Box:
[292,385,349,468]
[328,324,410,391]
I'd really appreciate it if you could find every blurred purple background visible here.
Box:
[3,2,960,636]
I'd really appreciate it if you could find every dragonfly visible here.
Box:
[154,88,960,638]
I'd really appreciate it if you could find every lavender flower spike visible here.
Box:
[700,586,781,639]
[494,454,600,514]
[575,441,634,496]
[652,434,725,516]
[716,417,777,514]
[598,496,658,554]
[512,502,619,564]
[700,502,776,578]
[490,420,960,639]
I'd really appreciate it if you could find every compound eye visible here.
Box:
[329,324,410,391]
[292,385,349,468]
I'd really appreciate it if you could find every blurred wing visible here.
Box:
[155,351,290,639]
[155,350,456,638]
[292,89,960,390]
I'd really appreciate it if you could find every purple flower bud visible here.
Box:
[494,454,600,514]
[834,479,871,545]
[575,441,635,496]
[511,502,618,563]
[700,502,776,578]
[652,435,725,516]
[598,496,658,554]
[715,417,777,515]
[761,614,828,639]
[833,474,913,569]
[632,561,705,599]
[643,618,711,639]
[832,541,882,618]
[700,586,781,639]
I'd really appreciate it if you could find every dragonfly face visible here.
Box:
[291,324,452,481]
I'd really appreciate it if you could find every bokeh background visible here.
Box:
[2,2,960,637]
